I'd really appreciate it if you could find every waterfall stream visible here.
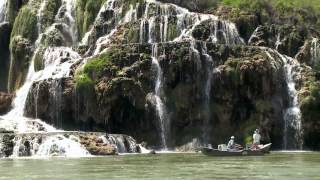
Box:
[0,0,88,157]
[282,55,303,150]
[311,38,320,67]
[201,42,214,144]
[266,49,303,150]
[151,44,169,149]
[0,0,6,22]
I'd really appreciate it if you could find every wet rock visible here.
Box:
[248,25,307,57]
[79,135,117,155]
[212,6,259,42]
[0,92,13,115]
[0,22,11,91]
[8,36,33,93]
[0,134,15,157]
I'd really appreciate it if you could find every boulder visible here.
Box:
[79,134,117,155]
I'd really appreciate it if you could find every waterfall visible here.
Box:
[0,0,89,157]
[37,0,48,34]
[282,55,303,150]
[0,0,250,156]
[201,42,214,144]
[1,47,80,133]
[311,38,320,67]
[55,0,78,44]
[275,31,282,50]
[151,44,170,149]
[160,4,169,42]
[81,0,117,46]
[266,49,303,150]
[0,0,6,22]
[36,135,90,157]
[100,134,138,153]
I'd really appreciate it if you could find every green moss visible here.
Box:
[8,36,32,93]
[75,73,94,89]
[83,53,113,79]
[74,52,114,95]
[10,6,38,43]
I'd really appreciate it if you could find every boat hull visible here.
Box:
[201,143,272,157]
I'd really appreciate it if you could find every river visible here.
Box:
[0,152,319,179]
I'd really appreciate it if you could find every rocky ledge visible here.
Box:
[0,132,147,158]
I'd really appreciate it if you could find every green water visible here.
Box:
[0,152,319,180]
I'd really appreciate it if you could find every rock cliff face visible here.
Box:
[24,42,303,149]
[1,0,320,151]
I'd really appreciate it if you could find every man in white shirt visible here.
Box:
[253,129,261,145]
[251,129,261,150]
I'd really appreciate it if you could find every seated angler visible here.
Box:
[227,136,235,151]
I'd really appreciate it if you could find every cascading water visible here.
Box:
[37,0,48,34]
[201,42,214,144]
[0,0,254,156]
[151,44,169,149]
[275,32,282,50]
[266,49,303,150]
[36,135,90,157]
[56,0,78,44]
[282,56,303,150]
[101,134,138,153]
[311,38,320,67]
[0,0,89,157]
[81,0,117,46]
[0,0,6,22]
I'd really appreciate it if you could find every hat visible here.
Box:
[231,136,235,139]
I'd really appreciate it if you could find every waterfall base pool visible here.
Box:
[0,152,319,179]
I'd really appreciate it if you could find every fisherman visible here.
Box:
[252,129,261,150]
[227,136,235,150]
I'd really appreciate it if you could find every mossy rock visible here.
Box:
[33,46,46,71]
[40,26,66,47]
[8,36,32,93]
[10,5,38,43]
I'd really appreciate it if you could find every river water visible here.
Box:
[0,152,319,179]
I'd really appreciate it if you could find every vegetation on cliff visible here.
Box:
[10,6,37,43]
[76,0,107,38]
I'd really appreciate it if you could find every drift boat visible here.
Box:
[201,143,272,156]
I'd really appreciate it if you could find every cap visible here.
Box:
[231,136,235,139]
